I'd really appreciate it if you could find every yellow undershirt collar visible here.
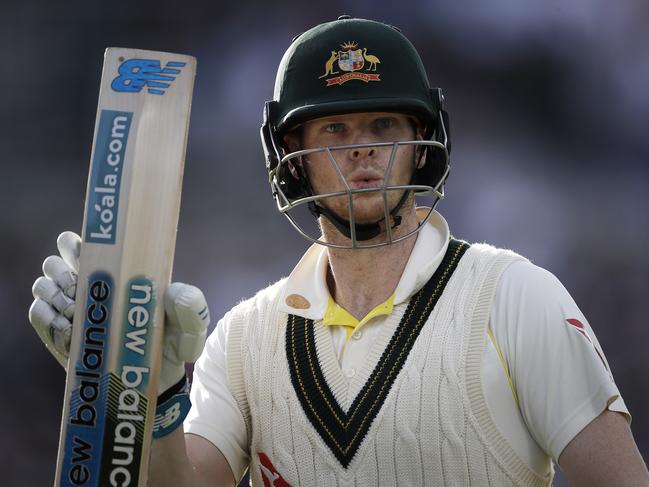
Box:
[322,293,395,340]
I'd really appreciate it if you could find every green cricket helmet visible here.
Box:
[260,15,451,248]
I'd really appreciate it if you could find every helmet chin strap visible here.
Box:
[307,189,410,241]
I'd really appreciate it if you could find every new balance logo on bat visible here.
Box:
[111,59,187,95]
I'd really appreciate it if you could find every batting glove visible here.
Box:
[28,231,210,394]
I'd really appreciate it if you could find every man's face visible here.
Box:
[286,112,423,225]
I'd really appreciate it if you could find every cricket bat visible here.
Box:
[54,48,196,486]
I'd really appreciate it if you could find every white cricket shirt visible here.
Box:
[185,210,629,479]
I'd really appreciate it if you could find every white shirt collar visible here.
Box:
[278,209,451,319]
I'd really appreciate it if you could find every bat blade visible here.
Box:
[54,47,196,487]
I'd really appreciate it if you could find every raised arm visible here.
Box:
[29,231,238,487]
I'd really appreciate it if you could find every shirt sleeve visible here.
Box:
[184,311,250,480]
[490,260,630,461]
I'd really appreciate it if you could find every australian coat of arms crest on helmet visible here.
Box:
[319,41,381,86]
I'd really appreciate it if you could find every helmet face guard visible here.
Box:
[266,129,449,249]
[260,16,452,249]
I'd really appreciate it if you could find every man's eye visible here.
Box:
[325,123,344,133]
[375,117,395,130]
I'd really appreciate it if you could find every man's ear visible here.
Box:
[411,119,427,168]
[415,121,426,141]
[283,131,301,153]
[407,116,426,141]
[282,130,303,179]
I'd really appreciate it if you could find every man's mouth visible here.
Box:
[348,178,383,190]
[347,170,384,190]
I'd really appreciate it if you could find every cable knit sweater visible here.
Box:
[224,242,553,486]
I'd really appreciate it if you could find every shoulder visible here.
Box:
[203,278,288,353]
[490,258,583,351]
[212,277,290,359]
[500,258,564,290]
[489,259,587,370]
[465,240,526,259]
[462,241,531,272]
[496,259,578,316]
[225,277,289,325]
[462,242,571,306]
[450,241,530,295]
[441,240,573,314]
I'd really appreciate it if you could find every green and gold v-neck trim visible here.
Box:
[285,238,470,468]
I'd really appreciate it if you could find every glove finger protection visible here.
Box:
[29,231,80,368]
[28,298,71,368]
[42,255,77,299]
[161,282,210,393]
[57,231,81,273]
[32,276,75,319]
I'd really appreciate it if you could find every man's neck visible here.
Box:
[322,208,419,320]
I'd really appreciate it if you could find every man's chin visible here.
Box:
[320,191,409,223]
[329,207,393,225]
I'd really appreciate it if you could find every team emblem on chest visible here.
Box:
[319,41,381,86]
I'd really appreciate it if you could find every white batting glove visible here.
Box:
[160,282,210,393]
[28,231,210,395]
[29,231,79,368]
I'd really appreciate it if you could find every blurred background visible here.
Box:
[2,0,647,485]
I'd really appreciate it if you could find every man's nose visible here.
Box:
[348,131,378,161]
[350,144,376,160]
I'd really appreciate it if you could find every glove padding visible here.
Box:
[161,282,210,393]
[28,231,210,394]
[29,231,80,368]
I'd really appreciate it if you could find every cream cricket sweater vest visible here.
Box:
[225,241,553,486]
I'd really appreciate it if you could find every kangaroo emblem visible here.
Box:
[319,51,339,78]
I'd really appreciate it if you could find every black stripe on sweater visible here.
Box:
[285,238,470,468]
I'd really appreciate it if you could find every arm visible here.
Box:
[559,410,649,487]
[148,427,236,487]
[149,289,250,487]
